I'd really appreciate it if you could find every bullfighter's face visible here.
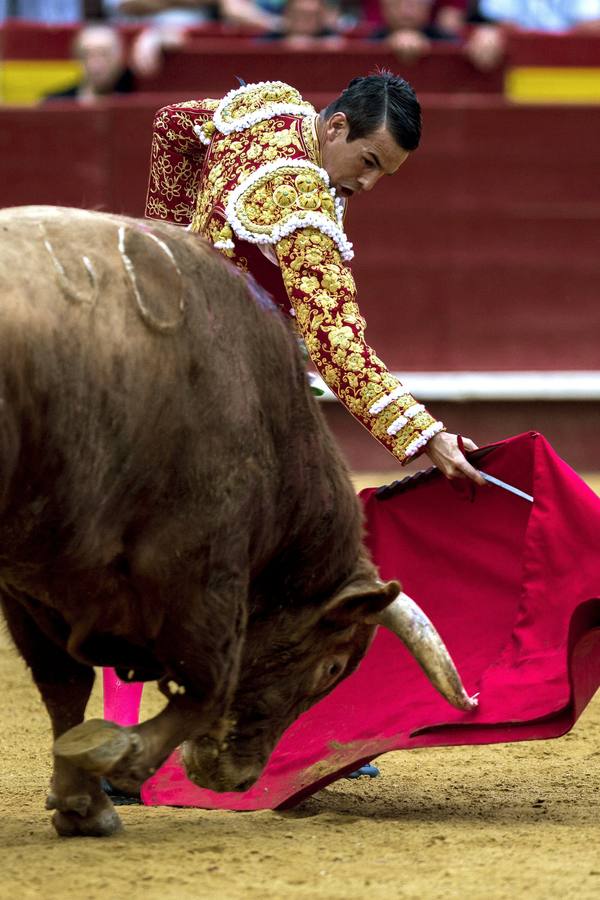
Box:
[319,115,410,201]
[181,574,399,793]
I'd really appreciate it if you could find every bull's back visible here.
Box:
[0,205,300,430]
[0,205,289,369]
[0,207,307,560]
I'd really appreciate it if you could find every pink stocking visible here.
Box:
[102,668,144,726]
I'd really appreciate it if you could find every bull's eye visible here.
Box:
[311,656,349,695]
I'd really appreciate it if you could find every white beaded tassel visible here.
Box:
[403,421,445,459]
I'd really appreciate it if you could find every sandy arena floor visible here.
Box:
[2,474,599,900]
[1,637,600,900]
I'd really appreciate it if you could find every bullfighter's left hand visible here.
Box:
[425,432,487,486]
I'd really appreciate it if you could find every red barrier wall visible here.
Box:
[2,95,598,373]
[137,43,504,95]
[2,82,599,468]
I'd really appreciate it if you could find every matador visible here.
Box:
[143,72,483,478]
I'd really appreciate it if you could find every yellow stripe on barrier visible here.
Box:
[506,67,600,104]
[0,61,83,106]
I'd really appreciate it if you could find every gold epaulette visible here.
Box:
[213,81,314,136]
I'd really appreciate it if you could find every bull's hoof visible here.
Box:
[52,806,123,838]
[46,785,123,838]
[54,719,138,777]
[46,791,91,816]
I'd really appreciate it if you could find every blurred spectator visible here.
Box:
[262,0,343,45]
[429,2,505,70]
[463,21,504,69]
[431,0,461,31]
[374,0,459,63]
[255,0,286,18]
[0,0,81,21]
[220,0,281,27]
[44,23,135,102]
[104,0,281,77]
[478,1,600,31]
[374,0,504,70]
[431,0,477,33]
[105,0,280,29]
[328,0,362,28]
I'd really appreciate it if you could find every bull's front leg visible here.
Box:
[0,591,122,837]
[53,690,227,793]
[55,570,247,793]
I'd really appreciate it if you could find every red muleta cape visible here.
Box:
[142,432,600,810]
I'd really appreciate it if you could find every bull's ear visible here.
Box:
[323,579,401,625]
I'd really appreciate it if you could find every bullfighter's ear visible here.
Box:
[324,579,400,624]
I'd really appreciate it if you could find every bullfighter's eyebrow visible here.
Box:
[369,151,395,176]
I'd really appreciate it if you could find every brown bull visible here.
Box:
[0,206,475,837]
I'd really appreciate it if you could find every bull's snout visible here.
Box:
[181,739,264,794]
[229,774,257,793]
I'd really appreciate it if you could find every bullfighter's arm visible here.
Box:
[221,157,443,464]
[275,229,444,464]
[145,100,219,226]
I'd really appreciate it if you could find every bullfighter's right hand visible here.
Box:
[425,432,487,486]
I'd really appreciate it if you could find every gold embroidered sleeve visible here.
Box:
[146,100,219,225]
[276,228,445,464]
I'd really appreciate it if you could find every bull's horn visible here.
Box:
[374,592,478,712]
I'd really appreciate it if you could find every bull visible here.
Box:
[0,206,475,837]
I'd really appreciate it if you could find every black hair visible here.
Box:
[323,71,422,151]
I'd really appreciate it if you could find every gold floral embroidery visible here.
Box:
[218,82,311,126]
[146,99,219,225]
[190,107,320,241]
[147,88,320,234]
[206,219,235,257]
[276,228,441,463]
[295,172,320,193]
[146,196,169,219]
[273,184,298,208]
[231,165,336,239]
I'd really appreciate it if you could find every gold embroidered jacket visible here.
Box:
[145,81,444,463]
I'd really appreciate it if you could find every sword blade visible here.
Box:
[479,471,534,503]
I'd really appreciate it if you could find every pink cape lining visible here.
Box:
[140,432,600,810]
